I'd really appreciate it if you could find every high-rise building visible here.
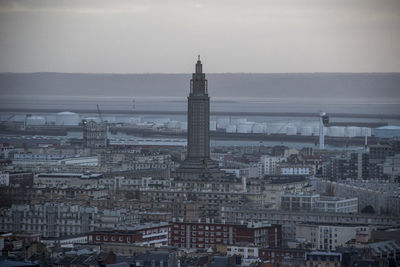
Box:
[83,120,108,148]
[174,56,222,179]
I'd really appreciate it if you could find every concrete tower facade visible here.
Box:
[187,55,210,159]
[175,56,222,179]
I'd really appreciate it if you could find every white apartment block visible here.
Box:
[281,193,358,213]
[278,166,314,176]
[262,179,312,209]
[259,156,286,177]
[315,196,358,213]
[296,223,358,251]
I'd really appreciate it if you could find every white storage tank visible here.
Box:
[286,126,297,135]
[26,116,46,126]
[361,127,372,137]
[237,123,254,133]
[300,127,313,136]
[312,127,320,136]
[180,122,187,131]
[375,126,400,138]
[210,121,217,131]
[226,125,237,133]
[56,111,80,126]
[252,123,267,133]
[217,117,230,129]
[167,121,181,129]
[231,118,247,125]
[267,122,286,134]
[345,126,361,137]
[328,126,345,137]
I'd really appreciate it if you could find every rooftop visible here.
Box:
[36,173,102,179]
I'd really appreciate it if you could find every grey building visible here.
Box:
[175,56,222,179]
[83,120,108,148]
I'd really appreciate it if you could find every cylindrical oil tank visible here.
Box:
[252,123,267,133]
[226,124,237,133]
[217,117,230,129]
[345,127,361,137]
[301,127,313,136]
[267,122,286,134]
[231,118,247,125]
[167,121,180,129]
[237,123,254,133]
[56,111,80,126]
[286,126,297,135]
[361,127,371,137]
[328,126,345,137]
[26,116,46,126]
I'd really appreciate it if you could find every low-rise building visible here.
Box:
[226,245,259,258]
[34,172,102,189]
[281,193,358,213]
[88,222,170,247]
[296,223,362,251]
[169,221,281,249]
[305,251,342,267]
[259,248,306,265]
[259,156,286,176]
[221,204,400,245]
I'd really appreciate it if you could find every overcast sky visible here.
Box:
[0,0,399,73]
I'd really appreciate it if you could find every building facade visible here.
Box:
[83,120,108,148]
[169,221,281,249]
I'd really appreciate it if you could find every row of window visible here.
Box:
[172,237,228,243]
[173,230,228,237]
[173,224,230,231]
[95,235,131,242]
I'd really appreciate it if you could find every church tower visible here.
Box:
[187,55,210,159]
[175,56,221,179]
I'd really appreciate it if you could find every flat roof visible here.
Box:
[36,173,102,179]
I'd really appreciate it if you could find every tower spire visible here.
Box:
[174,56,222,179]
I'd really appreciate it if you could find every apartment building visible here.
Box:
[281,193,358,213]
[88,222,170,247]
[221,204,400,244]
[169,221,281,249]
[296,223,359,251]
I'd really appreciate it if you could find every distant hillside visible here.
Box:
[0,72,399,99]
